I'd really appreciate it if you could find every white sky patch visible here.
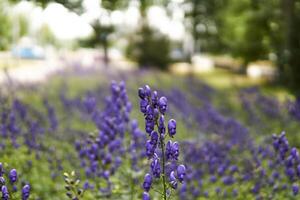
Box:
[124,6,140,28]
[12,1,32,12]
[12,0,185,41]
[13,1,93,40]
[43,3,92,40]
[81,0,101,23]
[147,6,185,41]
[111,10,124,25]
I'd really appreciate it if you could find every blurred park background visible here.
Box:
[0,0,299,92]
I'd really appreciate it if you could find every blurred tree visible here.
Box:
[126,25,170,69]
[221,0,273,66]
[94,0,128,67]
[126,0,171,69]
[80,21,114,66]
[183,0,228,59]
[184,0,300,88]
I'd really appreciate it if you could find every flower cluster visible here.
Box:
[272,132,300,195]
[138,85,186,200]
[75,81,136,195]
[129,120,147,171]
[0,163,30,200]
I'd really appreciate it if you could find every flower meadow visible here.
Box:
[1,70,300,199]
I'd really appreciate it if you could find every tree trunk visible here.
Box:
[281,0,300,90]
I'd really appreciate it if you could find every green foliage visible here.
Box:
[101,0,128,11]
[0,1,12,50]
[126,25,171,70]
[221,0,273,64]
[184,0,300,90]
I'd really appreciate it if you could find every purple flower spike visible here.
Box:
[138,85,185,199]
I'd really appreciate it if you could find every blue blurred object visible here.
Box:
[12,46,45,59]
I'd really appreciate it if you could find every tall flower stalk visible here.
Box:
[138,85,185,200]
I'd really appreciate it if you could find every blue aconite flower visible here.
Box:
[292,184,299,195]
[168,119,176,137]
[158,115,165,135]
[144,85,152,98]
[143,173,152,192]
[169,171,178,189]
[140,99,148,114]
[138,88,146,99]
[293,184,299,195]
[22,184,30,200]
[146,105,155,121]
[146,140,156,158]
[9,169,18,184]
[145,120,155,135]
[166,141,179,161]
[152,91,158,107]
[151,158,161,178]
[291,147,299,158]
[150,131,158,145]
[177,165,186,183]
[142,192,150,200]
[158,97,167,114]
[1,185,9,200]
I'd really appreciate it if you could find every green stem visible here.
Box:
[160,136,167,200]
